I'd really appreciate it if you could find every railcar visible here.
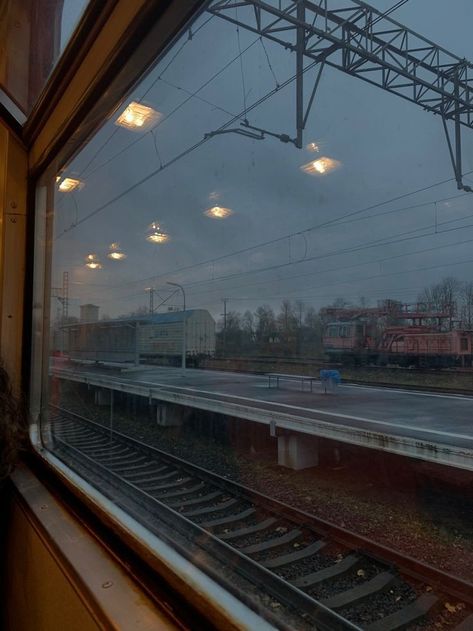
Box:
[3,2,473,630]
[324,321,473,367]
[63,309,216,365]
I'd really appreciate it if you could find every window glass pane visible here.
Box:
[0,0,89,116]
[36,2,473,628]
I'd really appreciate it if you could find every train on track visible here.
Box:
[322,302,473,368]
[62,307,216,365]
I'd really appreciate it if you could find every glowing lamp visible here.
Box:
[306,142,320,153]
[204,206,233,219]
[58,177,83,192]
[85,254,102,269]
[107,242,126,260]
[300,157,341,175]
[146,222,169,244]
[116,101,162,131]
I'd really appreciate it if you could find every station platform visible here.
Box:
[51,363,473,472]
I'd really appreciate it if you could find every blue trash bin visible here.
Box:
[320,369,341,393]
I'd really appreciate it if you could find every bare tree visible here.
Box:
[418,276,461,328]
[460,282,473,328]
[294,299,305,327]
[277,300,298,332]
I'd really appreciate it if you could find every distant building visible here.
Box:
[64,309,216,364]
[80,304,100,322]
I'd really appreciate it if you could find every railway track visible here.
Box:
[49,405,473,630]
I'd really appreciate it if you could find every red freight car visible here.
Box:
[322,303,473,367]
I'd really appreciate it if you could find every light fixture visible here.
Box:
[300,157,341,175]
[107,242,127,260]
[58,177,83,192]
[85,253,102,269]
[146,222,169,244]
[306,142,320,153]
[116,101,162,131]
[204,206,233,219]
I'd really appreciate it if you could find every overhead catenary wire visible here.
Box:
[79,210,473,307]
[55,51,331,240]
[259,37,279,88]
[66,166,473,300]
[74,37,261,187]
[76,10,221,180]
[131,217,473,292]
[66,0,408,187]
[187,253,473,309]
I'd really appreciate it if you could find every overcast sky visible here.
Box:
[50,0,473,323]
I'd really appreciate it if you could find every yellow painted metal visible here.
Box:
[2,464,179,631]
[0,121,27,390]
[28,0,149,173]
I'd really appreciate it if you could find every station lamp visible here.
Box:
[85,253,102,269]
[204,206,233,219]
[107,242,127,260]
[306,142,320,153]
[146,222,169,243]
[116,101,162,131]
[58,177,83,192]
[300,156,341,175]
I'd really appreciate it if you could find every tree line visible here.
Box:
[216,276,473,357]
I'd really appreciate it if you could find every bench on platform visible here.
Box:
[267,373,317,392]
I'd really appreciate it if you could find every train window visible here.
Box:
[0,0,89,119]
[32,1,473,629]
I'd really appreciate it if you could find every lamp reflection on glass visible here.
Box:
[306,141,320,153]
[300,157,341,175]
[107,242,127,260]
[58,177,83,192]
[204,206,233,219]
[116,101,162,131]
[146,222,169,243]
[85,254,102,269]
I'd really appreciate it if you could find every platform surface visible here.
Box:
[51,362,473,470]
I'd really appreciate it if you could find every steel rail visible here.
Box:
[48,404,473,626]
[50,406,361,631]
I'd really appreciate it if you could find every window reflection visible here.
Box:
[0,0,89,116]
[37,2,473,627]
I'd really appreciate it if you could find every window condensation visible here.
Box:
[36,3,473,629]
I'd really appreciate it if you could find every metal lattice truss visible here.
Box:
[52,271,69,321]
[208,0,473,191]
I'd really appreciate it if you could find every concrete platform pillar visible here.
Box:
[278,433,319,470]
[94,388,111,406]
[156,403,184,427]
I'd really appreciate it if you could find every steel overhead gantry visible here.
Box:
[208,0,473,192]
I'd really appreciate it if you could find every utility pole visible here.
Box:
[221,298,228,358]
[52,271,70,355]
[149,288,154,314]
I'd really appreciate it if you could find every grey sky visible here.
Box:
[60,0,89,53]
[51,1,473,323]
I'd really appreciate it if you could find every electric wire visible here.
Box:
[63,167,471,298]
[259,37,279,88]
[76,10,221,180]
[76,37,261,185]
[79,209,473,306]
